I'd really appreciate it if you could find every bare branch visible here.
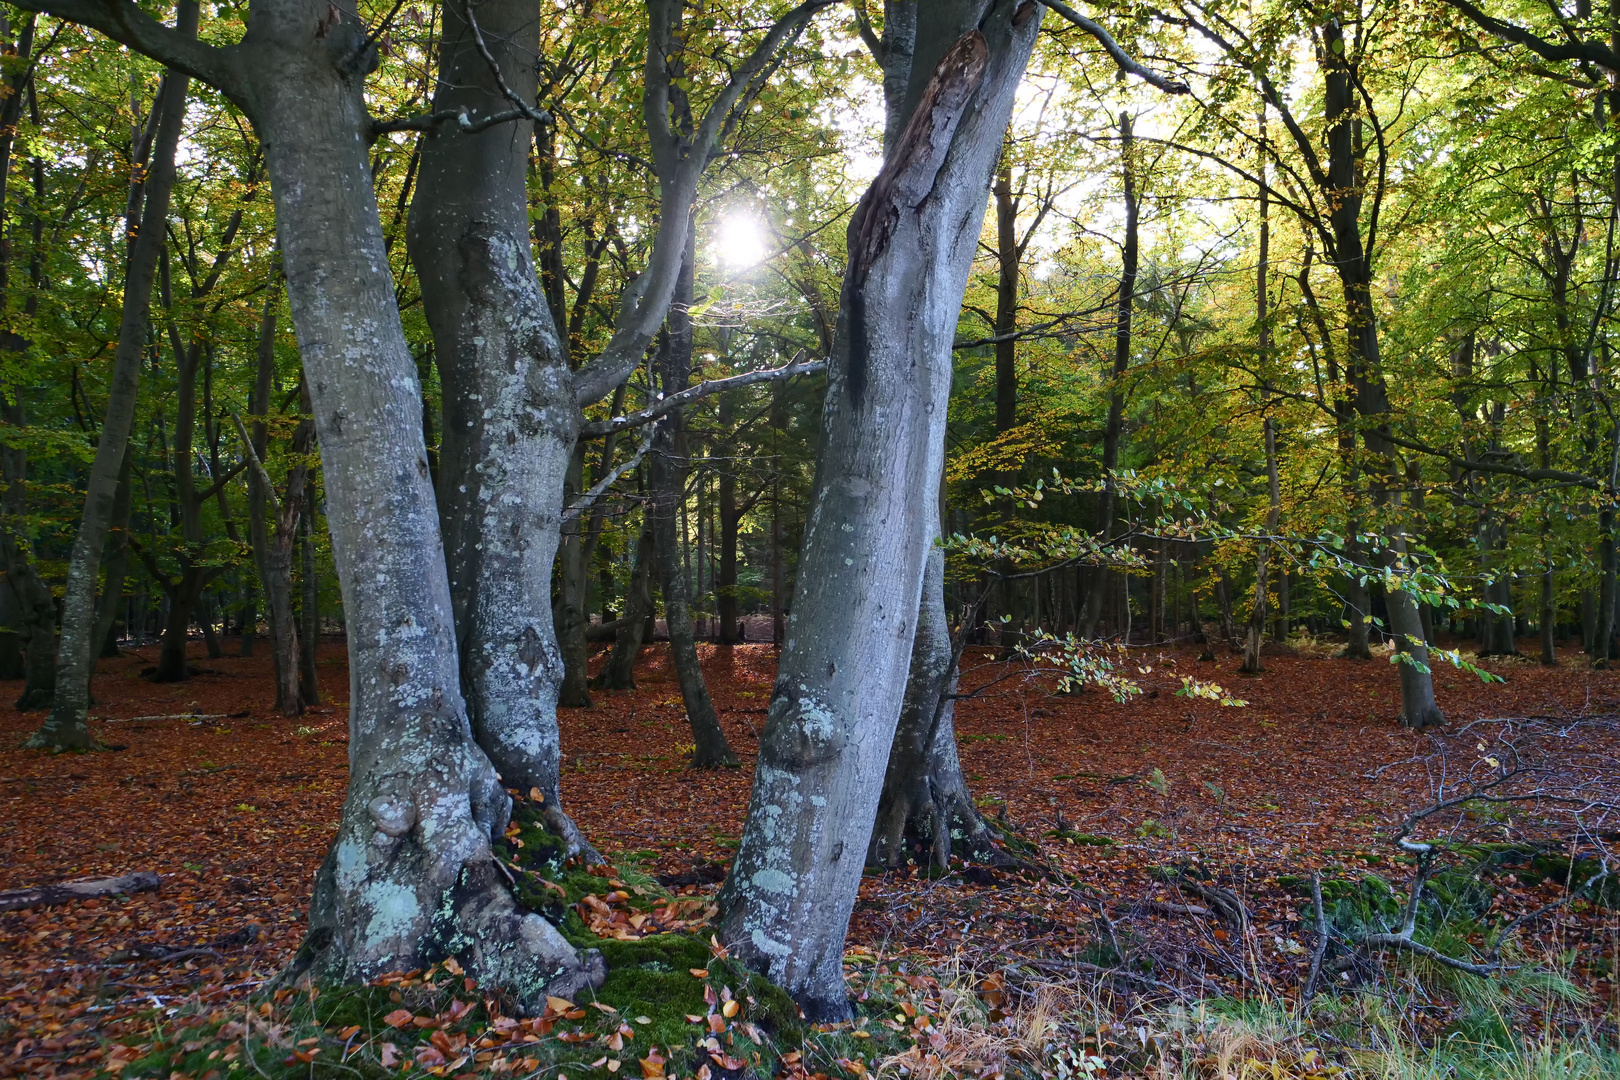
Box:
[1439,0,1619,72]
[1040,0,1189,93]
[560,425,655,527]
[9,0,243,105]
[231,412,279,517]
[579,353,822,438]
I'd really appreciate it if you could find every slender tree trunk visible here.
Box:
[554,447,593,707]
[28,29,191,749]
[92,451,133,662]
[601,520,654,690]
[1080,108,1137,639]
[649,236,736,768]
[1323,17,1440,725]
[298,497,320,706]
[1242,419,1280,674]
[717,438,741,645]
[718,2,1039,1018]
[246,287,306,715]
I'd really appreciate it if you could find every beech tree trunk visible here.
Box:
[1323,18,1440,726]
[246,288,308,716]
[406,0,596,853]
[650,236,737,768]
[870,542,1007,869]
[91,451,133,662]
[1080,108,1137,640]
[718,0,1040,1019]
[28,28,191,749]
[600,521,654,690]
[1242,415,1279,675]
[298,508,320,706]
[219,2,599,999]
[553,448,593,709]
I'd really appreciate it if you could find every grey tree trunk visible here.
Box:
[650,237,737,769]
[1323,18,1440,725]
[216,1,597,998]
[91,451,133,662]
[245,287,308,716]
[28,25,191,749]
[406,0,595,853]
[1080,108,1137,640]
[554,448,593,709]
[718,0,1039,1020]
[601,520,654,690]
[870,542,1008,869]
[298,506,320,706]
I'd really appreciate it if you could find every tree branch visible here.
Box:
[1439,0,1619,72]
[560,424,655,526]
[578,353,823,438]
[8,0,243,105]
[1040,0,1189,93]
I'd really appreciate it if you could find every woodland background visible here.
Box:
[0,0,1618,1077]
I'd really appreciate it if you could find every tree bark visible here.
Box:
[1242,417,1279,674]
[718,1,1039,1019]
[28,22,191,748]
[870,542,1008,869]
[1080,108,1137,640]
[600,519,654,690]
[554,447,593,708]
[91,451,133,662]
[1323,17,1440,725]
[245,287,309,716]
[405,0,602,854]
[298,506,321,706]
[649,231,737,768]
[214,2,599,998]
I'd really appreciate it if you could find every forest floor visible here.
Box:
[1,635,1618,1077]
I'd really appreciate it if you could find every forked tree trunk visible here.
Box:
[870,543,1008,869]
[28,31,191,749]
[718,0,1039,1019]
[231,2,597,998]
[406,0,595,855]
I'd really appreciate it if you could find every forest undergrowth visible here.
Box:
[2,638,1617,1079]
